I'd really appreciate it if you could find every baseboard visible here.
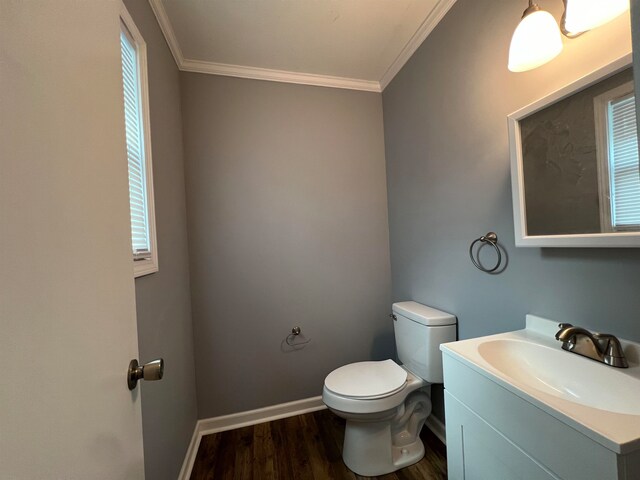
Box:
[197,396,326,436]
[177,419,202,480]
[179,396,326,480]
[425,414,447,446]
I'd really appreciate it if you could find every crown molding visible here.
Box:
[148,0,184,66]
[147,0,454,93]
[180,59,381,92]
[379,0,458,90]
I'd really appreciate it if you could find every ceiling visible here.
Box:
[149,0,457,92]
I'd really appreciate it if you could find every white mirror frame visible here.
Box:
[508,52,640,248]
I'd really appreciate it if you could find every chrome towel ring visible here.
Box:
[469,232,503,273]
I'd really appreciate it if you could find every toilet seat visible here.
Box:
[323,363,427,415]
[324,359,408,399]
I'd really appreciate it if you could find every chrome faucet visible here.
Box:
[555,323,628,368]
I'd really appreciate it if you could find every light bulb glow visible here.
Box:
[508,10,564,73]
[564,0,629,34]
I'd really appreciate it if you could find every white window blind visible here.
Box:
[608,93,640,229]
[120,26,151,258]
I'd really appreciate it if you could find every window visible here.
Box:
[120,5,158,277]
[595,82,640,232]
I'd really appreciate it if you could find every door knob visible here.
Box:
[127,358,164,390]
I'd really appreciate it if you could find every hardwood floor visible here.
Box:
[190,409,447,480]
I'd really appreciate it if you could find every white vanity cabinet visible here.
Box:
[441,316,640,480]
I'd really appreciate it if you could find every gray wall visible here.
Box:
[124,2,198,479]
[383,0,640,421]
[180,73,393,418]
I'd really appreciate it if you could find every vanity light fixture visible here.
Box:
[562,0,630,36]
[508,1,563,73]
[508,0,630,72]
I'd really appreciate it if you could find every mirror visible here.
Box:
[509,53,640,247]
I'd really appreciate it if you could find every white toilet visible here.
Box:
[322,301,456,477]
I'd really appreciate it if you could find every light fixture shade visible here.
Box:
[564,0,629,34]
[508,10,563,73]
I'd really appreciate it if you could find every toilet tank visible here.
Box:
[392,301,457,383]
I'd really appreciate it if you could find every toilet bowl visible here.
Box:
[322,302,456,476]
[323,361,432,476]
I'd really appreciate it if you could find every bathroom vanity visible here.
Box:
[441,316,640,480]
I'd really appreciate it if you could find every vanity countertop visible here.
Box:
[441,315,640,455]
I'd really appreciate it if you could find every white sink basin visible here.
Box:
[441,315,640,454]
[477,338,640,415]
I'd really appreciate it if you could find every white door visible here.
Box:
[0,1,145,478]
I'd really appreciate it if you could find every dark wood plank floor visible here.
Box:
[190,409,447,480]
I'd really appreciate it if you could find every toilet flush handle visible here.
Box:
[389,314,397,321]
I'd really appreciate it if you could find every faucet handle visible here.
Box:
[605,338,624,356]
[597,334,625,353]
[594,333,629,368]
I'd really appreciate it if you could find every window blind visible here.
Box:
[609,93,640,229]
[120,27,151,257]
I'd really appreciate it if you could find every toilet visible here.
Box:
[322,301,456,477]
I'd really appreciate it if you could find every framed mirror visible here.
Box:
[509,53,640,247]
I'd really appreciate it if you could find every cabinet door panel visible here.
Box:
[445,391,560,480]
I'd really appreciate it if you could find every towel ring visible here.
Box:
[469,232,502,273]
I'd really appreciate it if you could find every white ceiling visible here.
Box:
[149,0,456,92]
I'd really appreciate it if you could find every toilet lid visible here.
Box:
[324,360,408,398]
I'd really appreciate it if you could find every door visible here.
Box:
[0,1,145,478]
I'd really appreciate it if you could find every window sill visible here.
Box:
[134,257,158,278]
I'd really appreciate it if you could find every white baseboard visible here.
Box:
[177,418,202,480]
[178,396,326,480]
[198,396,326,436]
[425,414,447,446]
